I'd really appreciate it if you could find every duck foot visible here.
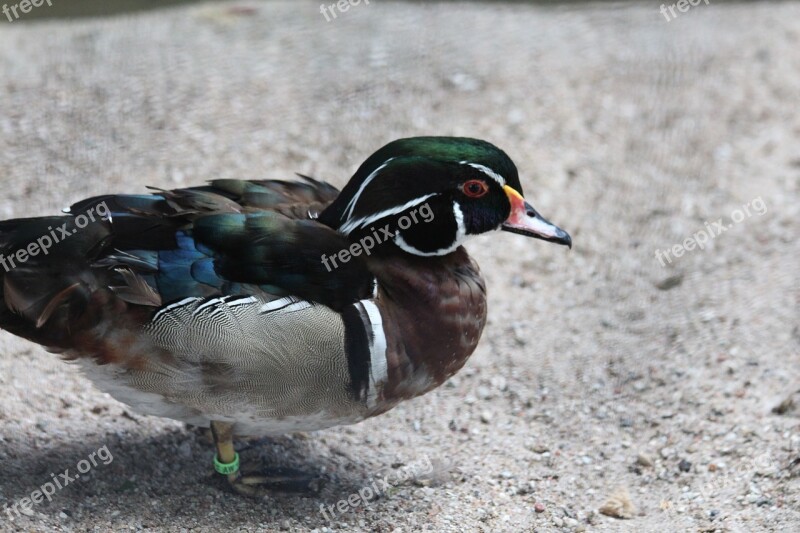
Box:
[228,467,323,497]
[210,420,322,498]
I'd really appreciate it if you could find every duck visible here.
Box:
[0,136,571,496]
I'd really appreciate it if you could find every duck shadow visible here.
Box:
[0,426,415,529]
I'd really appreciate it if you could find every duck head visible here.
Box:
[318,137,571,255]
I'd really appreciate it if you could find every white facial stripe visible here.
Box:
[342,157,396,222]
[460,161,506,186]
[358,299,387,407]
[339,193,437,235]
[394,200,466,257]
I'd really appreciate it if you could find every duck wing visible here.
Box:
[0,177,374,353]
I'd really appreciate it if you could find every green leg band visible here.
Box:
[214,452,240,475]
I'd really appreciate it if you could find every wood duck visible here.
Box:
[0,137,571,496]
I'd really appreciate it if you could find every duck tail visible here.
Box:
[0,214,109,346]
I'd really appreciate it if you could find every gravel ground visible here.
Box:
[0,1,798,532]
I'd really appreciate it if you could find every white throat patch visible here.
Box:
[394,201,466,257]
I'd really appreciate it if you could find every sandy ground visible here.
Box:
[0,1,798,531]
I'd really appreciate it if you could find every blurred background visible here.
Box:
[0,1,798,532]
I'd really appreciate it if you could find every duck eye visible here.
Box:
[462,180,489,198]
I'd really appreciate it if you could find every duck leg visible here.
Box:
[209,421,322,497]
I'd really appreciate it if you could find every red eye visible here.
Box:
[462,180,489,198]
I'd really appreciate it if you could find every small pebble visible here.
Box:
[490,376,507,391]
[599,487,637,519]
[772,393,796,415]
[678,459,692,472]
[534,502,546,513]
[656,274,683,290]
[476,386,492,400]
[480,411,492,424]
[178,440,193,458]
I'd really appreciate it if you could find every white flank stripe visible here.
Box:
[192,296,230,316]
[339,193,437,235]
[207,308,226,319]
[258,297,312,314]
[360,299,388,406]
[342,158,395,222]
[280,301,313,313]
[259,296,299,313]
[153,297,202,321]
[460,161,505,186]
[226,296,258,307]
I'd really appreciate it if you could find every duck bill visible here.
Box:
[501,185,572,248]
